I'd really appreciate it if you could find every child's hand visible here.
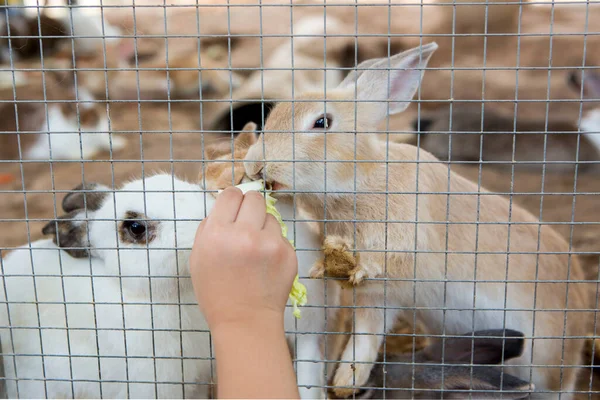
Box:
[190,187,298,332]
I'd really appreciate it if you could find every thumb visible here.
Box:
[194,217,208,242]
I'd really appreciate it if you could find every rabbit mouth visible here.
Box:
[265,180,286,192]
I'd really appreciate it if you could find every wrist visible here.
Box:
[210,310,285,339]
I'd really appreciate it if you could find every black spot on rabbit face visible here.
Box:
[62,183,108,213]
[119,211,157,245]
[42,211,90,258]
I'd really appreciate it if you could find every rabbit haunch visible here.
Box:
[200,122,341,400]
[0,174,215,399]
[243,43,592,398]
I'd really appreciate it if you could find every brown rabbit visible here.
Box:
[414,103,600,174]
[243,43,592,399]
[351,329,534,399]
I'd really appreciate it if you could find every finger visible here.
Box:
[208,186,244,224]
[194,217,207,240]
[236,191,267,229]
[264,215,298,274]
[264,213,284,236]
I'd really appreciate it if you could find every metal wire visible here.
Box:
[1,0,599,398]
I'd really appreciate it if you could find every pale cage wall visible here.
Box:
[0,0,599,398]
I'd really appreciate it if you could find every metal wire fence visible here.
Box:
[0,0,599,398]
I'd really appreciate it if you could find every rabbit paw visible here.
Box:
[321,235,364,287]
[332,362,371,398]
[348,267,367,286]
[309,259,325,279]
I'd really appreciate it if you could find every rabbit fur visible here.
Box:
[0,7,121,64]
[415,68,600,173]
[414,104,599,174]
[200,122,341,399]
[353,329,534,399]
[243,43,593,399]
[570,69,600,154]
[0,174,215,399]
[0,64,124,160]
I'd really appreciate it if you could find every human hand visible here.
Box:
[190,187,298,332]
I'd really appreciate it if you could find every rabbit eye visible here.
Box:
[120,212,156,244]
[124,221,146,238]
[312,115,332,130]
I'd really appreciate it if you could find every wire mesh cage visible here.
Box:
[0,0,599,398]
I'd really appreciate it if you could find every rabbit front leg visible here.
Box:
[295,334,327,399]
[332,301,401,398]
[309,235,379,287]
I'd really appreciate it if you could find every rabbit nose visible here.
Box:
[243,158,265,181]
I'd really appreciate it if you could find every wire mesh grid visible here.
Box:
[0,0,599,398]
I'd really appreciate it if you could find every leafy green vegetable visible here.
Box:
[226,180,307,318]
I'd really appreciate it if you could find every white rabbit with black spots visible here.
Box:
[0,174,215,399]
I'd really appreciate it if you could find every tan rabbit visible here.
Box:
[243,43,592,399]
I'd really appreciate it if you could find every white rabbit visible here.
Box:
[200,123,341,399]
[0,174,215,399]
[0,65,125,161]
[24,86,122,160]
[243,43,592,399]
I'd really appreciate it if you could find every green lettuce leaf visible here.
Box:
[226,180,307,318]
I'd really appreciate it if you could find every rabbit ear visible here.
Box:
[61,183,109,213]
[440,367,534,399]
[424,329,525,365]
[345,42,438,123]
[338,57,389,89]
[234,122,259,149]
[42,210,91,258]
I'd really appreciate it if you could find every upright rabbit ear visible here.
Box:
[343,42,438,124]
[424,329,525,365]
[234,122,259,150]
[338,57,388,89]
[61,182,109,213]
